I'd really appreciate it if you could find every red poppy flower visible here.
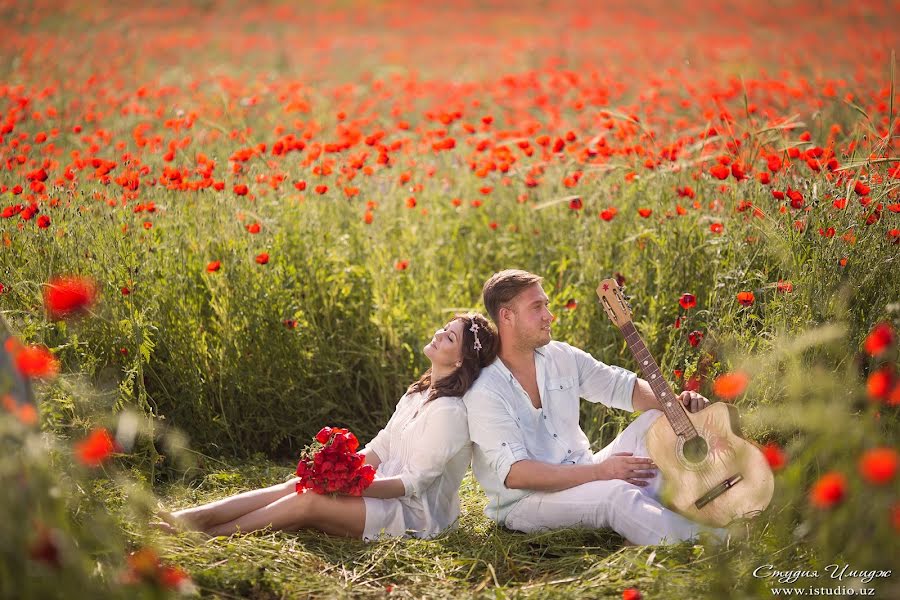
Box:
[233,184,249,196]
[637,208,652,218]
[776,280,794,294]
[206,261,221,273]
[713,371,748,399]
[867,367,895,401]
[315,185,328,194]
[762,442,787,471]
[709,222,723,234]
[854,181,870,196]
[599,208,617,221]
[255,253,269,265]
[858,448,897,485]
[568,197,583,211]
[406,197,417,208]
[679,293,696,310]
[710,164,729,180]
[736,291,755,306]
[565,299,577,310]
[246,223,261,234]
[394,260,409,271]
[37,215,51,229]
[14,345,60,379]
[809,472,846,509]
[623,589,642,600]
[44,276,97,319]
[688,330,704,347]
[863,322,894,356]
[74,427,120,467]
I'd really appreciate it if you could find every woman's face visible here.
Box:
[423,319,466,370]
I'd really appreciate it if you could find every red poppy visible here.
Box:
[809,472,846,509]
[394,260,409,271]
[679,293,696,310]
[709,164,729,180]
[246,223,261,234]
[565,299,577,310]
[44,276,97,319]
[688,330,704,347]
[599,208,616,221]
[867,367,895,401]
[37,215,51,228]
[233,184,249,196]
[854,181,871,196]
[255,253,269,265]
[762,442,787,471]
[637,208,652,218]
[406,197,417,208]
[709,222,723,234]
[15,345,60,379]
[863,322,894,356]
[568,197,583,211]
[713,371,748,399]
[623,589,642,600]
[206,261,221,273]
[74,427,120,467]
[776,280,794,294]
[858,448,897,485]
[736,291,755,306]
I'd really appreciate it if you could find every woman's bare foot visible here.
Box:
[150,520,179,535]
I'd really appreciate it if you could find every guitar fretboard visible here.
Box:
[621,322,698,439]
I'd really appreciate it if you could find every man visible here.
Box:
[464,269,725,545]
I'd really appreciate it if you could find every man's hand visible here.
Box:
[679,390,711,413]
[596,452,657,487]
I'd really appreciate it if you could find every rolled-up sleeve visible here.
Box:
[569,345,637,412]
[398,404,469,499]
[465,388,530,489]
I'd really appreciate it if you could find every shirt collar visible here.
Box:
[494,346,547,382]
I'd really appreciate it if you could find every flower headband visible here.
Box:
[470,319,483,352]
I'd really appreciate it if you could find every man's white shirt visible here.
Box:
[463,341,637,525]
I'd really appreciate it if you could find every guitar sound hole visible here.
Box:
[682,436,709,465]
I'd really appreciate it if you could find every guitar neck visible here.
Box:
[620,322,697,438]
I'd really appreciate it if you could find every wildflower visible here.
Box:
[623,589,642,600]
[37,215,51,228]
[679,293,696,310]
[74,428,120,466]
[206,261,221,273]
[713,371,748,399]
[863,322,894,356]
[736,291,755,306]
[710,223,723,234]
[762,442,787,471]
[233,184,249,196]
[255,253,269,265]
[246,223,261,234]
[44,276,97,319]
[776,280,794,293]
[858,448,897,485]
[569,197,583,211]
[688,330,704,347]
[394,260,409,271]
[565,299,577,310]
[637,208,652,218]
[867,367,895,401]
[809,472,846,509]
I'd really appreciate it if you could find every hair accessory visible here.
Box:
[470,320,482,352]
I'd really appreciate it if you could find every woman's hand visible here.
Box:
[678,390,711,413]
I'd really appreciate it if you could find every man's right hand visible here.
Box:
[595,452,657,487]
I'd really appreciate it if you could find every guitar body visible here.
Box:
[644,402,775,527]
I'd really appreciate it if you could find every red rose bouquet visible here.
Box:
[295,426,376,496]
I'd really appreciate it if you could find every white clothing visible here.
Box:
[361,390,471,541]
[463,341,637,524]
[504,409,725,545]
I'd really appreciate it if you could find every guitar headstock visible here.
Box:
[596,278,633,329]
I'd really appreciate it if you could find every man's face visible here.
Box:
[504,283,554,349]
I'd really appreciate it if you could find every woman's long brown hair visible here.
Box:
[406,313,498,402]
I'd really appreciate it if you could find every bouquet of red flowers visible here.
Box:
[295,426,376,496]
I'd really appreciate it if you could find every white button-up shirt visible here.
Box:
[363,391,471,537]
[463,341,637,525]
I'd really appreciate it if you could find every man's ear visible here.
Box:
[498,305,513,325]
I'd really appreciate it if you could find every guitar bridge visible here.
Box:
[694,474,743,509]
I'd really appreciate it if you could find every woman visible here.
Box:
[156,313,498,541]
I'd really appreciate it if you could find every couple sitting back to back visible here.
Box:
[160,269,723,545]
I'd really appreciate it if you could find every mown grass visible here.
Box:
[102,457,819,600]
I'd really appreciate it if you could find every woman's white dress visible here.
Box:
[361,390,471,541]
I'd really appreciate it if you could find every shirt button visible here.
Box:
[567,450,572,454]
[559,385,564,389]
[553,434,558,438]
[543,415,547,420]
[501,443,507,446]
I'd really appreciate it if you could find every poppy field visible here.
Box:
[1,0,899,598]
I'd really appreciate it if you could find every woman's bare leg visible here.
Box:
[164,478,301,530]
[204,490,366,538]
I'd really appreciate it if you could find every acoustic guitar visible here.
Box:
[596,278,774,527]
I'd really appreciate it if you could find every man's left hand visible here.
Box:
[678,390,711,413]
